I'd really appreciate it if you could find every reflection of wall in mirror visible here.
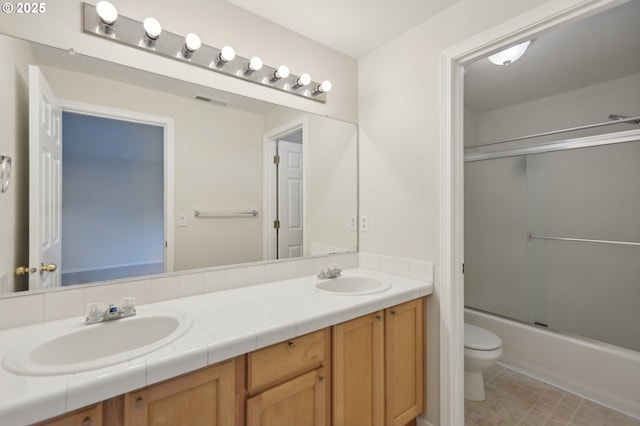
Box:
[0,36,33,293]
[40,65,264,272]
[264,108,358,255]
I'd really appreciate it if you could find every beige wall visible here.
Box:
[0,36,33,293]
[468,72,640,146]
[263,108,358,256]
[357,0,551,422]
[0,0,357,123]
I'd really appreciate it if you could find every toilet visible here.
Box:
[464,323,503,401]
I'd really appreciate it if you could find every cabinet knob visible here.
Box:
[135,396,146,409]
[319,375,326,383]
[80,417,93,426]
[375,314,382,321]
[288,341,296,349]
[391,310,398,316]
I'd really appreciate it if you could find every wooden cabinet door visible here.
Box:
[246,366,327,426]
[385,299,425,426]
[37,403,103,426]
[124,360,236,426]
[332,310,384,426]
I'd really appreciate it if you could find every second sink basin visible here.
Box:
[2,310,192,376]
[311,276,391,295]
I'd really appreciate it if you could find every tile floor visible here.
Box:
[465,364,640,425]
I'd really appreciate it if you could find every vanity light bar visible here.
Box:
[82,3,329,103]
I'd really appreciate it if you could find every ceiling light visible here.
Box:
[292,73,311,89]
[181,33,201,59]
[488,41,531,66]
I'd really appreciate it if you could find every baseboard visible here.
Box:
[416,414,435,426]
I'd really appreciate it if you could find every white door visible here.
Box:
[28,66,62,290]
[277,140,304,258]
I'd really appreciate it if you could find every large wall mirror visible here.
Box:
[0,32,358,294]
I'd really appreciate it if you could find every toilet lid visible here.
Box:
[464,323,502,351]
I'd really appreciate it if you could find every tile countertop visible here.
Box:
[0,268,433,425]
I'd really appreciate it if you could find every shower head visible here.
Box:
[608,114,640,124]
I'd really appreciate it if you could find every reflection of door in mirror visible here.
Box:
[276,130,304,259]
[28,66,170,289]
[28,66,62,290]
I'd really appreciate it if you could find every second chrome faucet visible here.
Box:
[317,266,342,279]
[86,296,136,325]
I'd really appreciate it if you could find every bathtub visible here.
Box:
[465,308,640,419]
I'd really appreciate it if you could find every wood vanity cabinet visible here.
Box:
[123,357,242,426]
[246,328,331,426]
[33,297,426,426]
[333,298,425,426]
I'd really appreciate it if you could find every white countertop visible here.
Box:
[0,268,432,425]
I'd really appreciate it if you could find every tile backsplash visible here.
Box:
[0,253,357,330]
[0,251,434,330]
[358,252,434,282]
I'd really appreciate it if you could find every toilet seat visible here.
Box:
[464,323,501,351]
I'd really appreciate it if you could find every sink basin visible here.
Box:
[2,310,191,376]
[311,276,391,295]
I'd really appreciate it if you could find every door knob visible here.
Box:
[14,266,29,276]
[39,263,57,273]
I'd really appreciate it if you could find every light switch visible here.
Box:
[360,215,369,232]
[178,212,187,227]
[349,214,357,231]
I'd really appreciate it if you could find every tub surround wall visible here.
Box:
[465,309,640,420]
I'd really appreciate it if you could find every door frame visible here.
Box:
[438,0,622,423]
[262,117,309,260]
[60,99,176,272]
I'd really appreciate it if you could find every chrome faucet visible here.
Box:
[85,297,136,325]
[317,266,342,279]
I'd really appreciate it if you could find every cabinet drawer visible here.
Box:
[36,403,103,426]
[248,329,329,393]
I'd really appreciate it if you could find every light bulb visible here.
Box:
[185,33,201,52]
[272,65,290,81]
[245,56,263,75]
[143,17,162,40]
[181,33,201,59]
[249,56,263,71]
[293,73,311,89]
[96,1,118,25]
[219,46,235,63]
[313,80,332,95]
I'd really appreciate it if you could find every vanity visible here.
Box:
[0,268,432,425]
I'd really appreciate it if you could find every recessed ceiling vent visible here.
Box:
[194,95,228,107]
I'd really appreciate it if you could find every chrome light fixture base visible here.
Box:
[82,3,328,103]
